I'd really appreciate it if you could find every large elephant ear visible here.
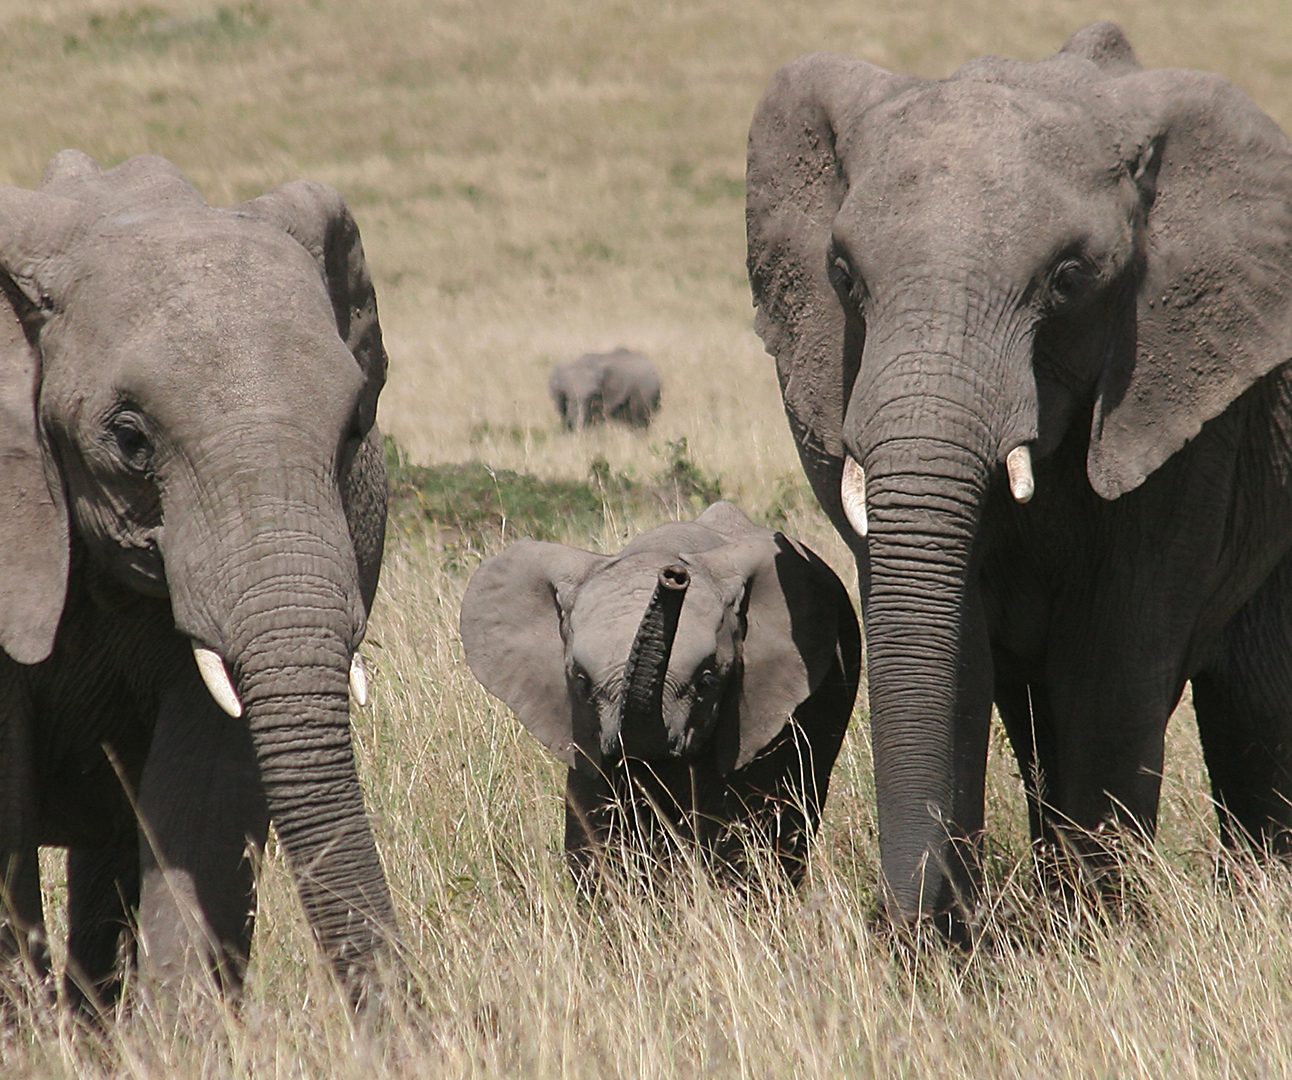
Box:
[0,189,85,664]
[234,182,387,434]
[746,53,916,466]
[235,182,390,608]
[696,532,860,773]
[1088,70,1292,499]
[459,540,608,764]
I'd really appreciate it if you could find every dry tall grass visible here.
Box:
[3,1,1292,1076]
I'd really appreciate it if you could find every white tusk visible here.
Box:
[193,646,243,718]
[349,653,369,708]
[1006,445,1035,504]
[840,456,869,538]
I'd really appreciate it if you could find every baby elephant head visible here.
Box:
[460,503,848,774]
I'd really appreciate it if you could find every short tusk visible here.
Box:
[193,645,243,718]
[840,456,869,538]
[1006,445,1035,504]
[350,653,369,708]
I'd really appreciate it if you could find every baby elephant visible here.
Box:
[460,502,860,888]
[549,347,661,430]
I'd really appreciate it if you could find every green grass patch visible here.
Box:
[385,436,724,549]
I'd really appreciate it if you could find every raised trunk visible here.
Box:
[618,565,690,756]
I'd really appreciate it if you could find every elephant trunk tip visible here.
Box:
[659,564,690,591]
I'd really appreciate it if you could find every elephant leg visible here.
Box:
[136,677,267,997]
[993,676,1062,849]
[1036,642,1182,906]
[563,766,616,894]
[1192,558,1292,853]
[0,848,47,982]
[64,838,140,1014]
[1,679,47,989]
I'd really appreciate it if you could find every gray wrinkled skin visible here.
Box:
[459,502,859,888]
[747,22,1292,936]
[549,347,662,430]
[0,151,396,1010]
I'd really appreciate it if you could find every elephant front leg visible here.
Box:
[0,847,48,993]
[64,838,139,1014]
[563,765,616,896]
[135,677,267,998]
[0,679,48,995]
[1034,641,1183,910]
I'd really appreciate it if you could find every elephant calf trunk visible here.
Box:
[619,566,690,735]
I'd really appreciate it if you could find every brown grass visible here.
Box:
[2,0,1291,1075]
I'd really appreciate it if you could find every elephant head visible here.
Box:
[549,353,607,431]
[0,153,394,981]
[747,23,1292,925]
[459,502,846,778]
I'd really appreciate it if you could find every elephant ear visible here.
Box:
[746,53,917,467]
[459,540,608,764]
[1088,70,1292,499]
[235,182,390,608]
[696,531,859,773]
[1055,21,1142,75]
[0,189,86,664]
[234,181,388,435]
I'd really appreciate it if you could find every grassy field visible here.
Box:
[4,0,1292,1075]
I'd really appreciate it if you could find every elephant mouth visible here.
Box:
[838,442,1036,543]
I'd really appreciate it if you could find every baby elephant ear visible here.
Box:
[459,541,607,764]
[703,532,859,773]
[234,181,388,433]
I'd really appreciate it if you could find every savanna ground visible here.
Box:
[4,1,1292,1075]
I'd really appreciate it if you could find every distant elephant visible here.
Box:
[549,348,661,430]
[0,151,396,1008]
[459,502,859,886]
[747,22,1292,936]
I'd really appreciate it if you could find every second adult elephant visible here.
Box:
[747,23,1292,934]
[550,348,661,430]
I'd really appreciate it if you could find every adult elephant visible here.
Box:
[747,22,1292,936]
[0,151,396,1006]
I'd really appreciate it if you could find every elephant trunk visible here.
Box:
[228,560,395,974]
[162,447,396,985]
[846,310,1033,932]
[617,565,690,754]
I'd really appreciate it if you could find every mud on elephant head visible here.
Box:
[460,502,860,887]
[748,22,1292,931]
[0,151,396,1004]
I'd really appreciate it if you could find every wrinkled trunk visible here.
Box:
[617,566,690,757]
[848,300,1032,931]
[162,443,396,983]
[862,438,991,925]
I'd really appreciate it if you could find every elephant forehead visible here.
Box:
[841,81,1124,255]
[569,562,731,680]
[48,212,361,412]
[74,210,333,326]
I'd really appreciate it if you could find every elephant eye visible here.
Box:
[696,670,720,696]
[831,255,855,290]
[1049,257,1097,303]
[571,668,593,694]
[108,412,154,474]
